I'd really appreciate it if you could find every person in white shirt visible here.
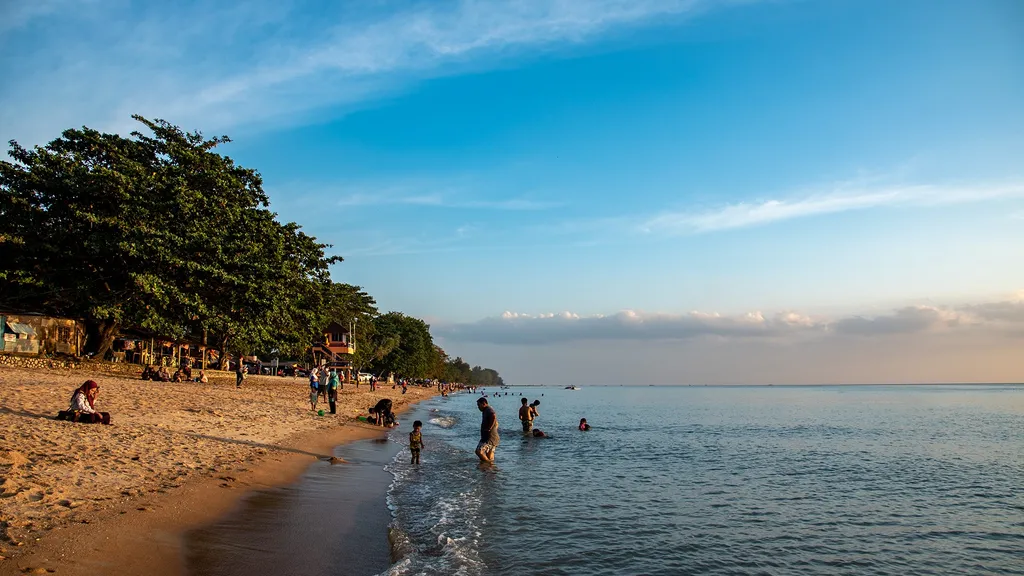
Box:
[62,380,111,424]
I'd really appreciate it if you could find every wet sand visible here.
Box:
[0,365,435,575]
[184,406,430,576]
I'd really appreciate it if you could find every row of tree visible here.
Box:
[0,117,503,384]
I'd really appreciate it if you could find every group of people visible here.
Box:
[141,365,209,383]
[518,398,546,437]
[308,367,342,413]
[468,393,591,464]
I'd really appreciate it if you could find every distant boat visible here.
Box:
[564,385,580,390]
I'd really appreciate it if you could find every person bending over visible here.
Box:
[369,398,395,427]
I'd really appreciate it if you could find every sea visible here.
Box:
[380,385,1024,576]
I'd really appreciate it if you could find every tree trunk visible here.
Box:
[201,327,208,370]
[218,334,230,370]
[84,318,120,359]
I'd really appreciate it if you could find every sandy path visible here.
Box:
[0,365,433,566]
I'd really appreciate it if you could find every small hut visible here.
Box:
[0,312,85,356]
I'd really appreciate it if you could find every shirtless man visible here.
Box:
[518,398,534,434]
[475,397,499,463]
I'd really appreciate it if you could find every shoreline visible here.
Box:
[185,401,434,576]
[0,365,437,576]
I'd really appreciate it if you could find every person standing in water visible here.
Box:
[475,397,499,464]
[518,398,534,434]
[409,420,424,464]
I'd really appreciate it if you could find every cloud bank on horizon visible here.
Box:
[436,294,1024,345]
[434,294,1024,385]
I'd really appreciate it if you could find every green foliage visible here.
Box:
[369,312,436,378]
[0,116,337,356]
[0,115,506,384]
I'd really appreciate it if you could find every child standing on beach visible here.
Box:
[409,420,424,464]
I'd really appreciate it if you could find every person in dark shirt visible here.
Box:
[475,397,499,463]
[369,398,395,427]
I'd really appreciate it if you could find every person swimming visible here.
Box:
[579,418,591,431]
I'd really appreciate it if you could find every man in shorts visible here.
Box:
[475,397,499,463]
[518,397,533,434]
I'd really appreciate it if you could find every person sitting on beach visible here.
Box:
[141,365,155,380]
[56,380,111,425]
[409,420,424,464]
[198,370,209,383]
[158,366,171,382]
[183,365,192,380]
[369,398,395,427]
[519,398,534,434]
[579,418,591,431]
[171,368,184,382]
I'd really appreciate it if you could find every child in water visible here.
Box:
[409,420,425,464]
[579,418,591,431]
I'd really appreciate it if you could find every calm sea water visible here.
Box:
[380,385,1024,576]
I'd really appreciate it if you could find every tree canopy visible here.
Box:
[0,116,503,384]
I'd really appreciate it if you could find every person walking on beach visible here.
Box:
[327,369,340,414]
[409,420,424,464]
[518,398,534,434]
[475,397,499,464]
[235,361,246,389]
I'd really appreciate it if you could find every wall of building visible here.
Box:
[0,314,86,356]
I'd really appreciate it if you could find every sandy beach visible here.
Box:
[0,364,435,575]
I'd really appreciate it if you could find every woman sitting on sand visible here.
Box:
[57,380,111,425]
[197,370,209,383]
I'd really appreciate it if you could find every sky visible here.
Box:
[3,0,1023,384]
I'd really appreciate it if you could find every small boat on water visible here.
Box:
[564,385,580,390]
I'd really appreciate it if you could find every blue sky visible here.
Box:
[3,0,1023,383]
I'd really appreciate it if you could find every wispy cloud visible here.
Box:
[1,0,722,145]
[334,193,559,210]
[640,181,1024,234]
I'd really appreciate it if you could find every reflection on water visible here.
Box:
[185,428,410,576]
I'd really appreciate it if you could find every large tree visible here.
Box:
[369,312,437,378]
[0,116,338,358]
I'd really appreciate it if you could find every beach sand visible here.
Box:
[0,365,434,575]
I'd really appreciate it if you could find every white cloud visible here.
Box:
[640,182,1024,234]
[435,297,1024,345]
[1,0,722,145]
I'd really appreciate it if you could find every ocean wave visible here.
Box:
[428,416,458,428]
